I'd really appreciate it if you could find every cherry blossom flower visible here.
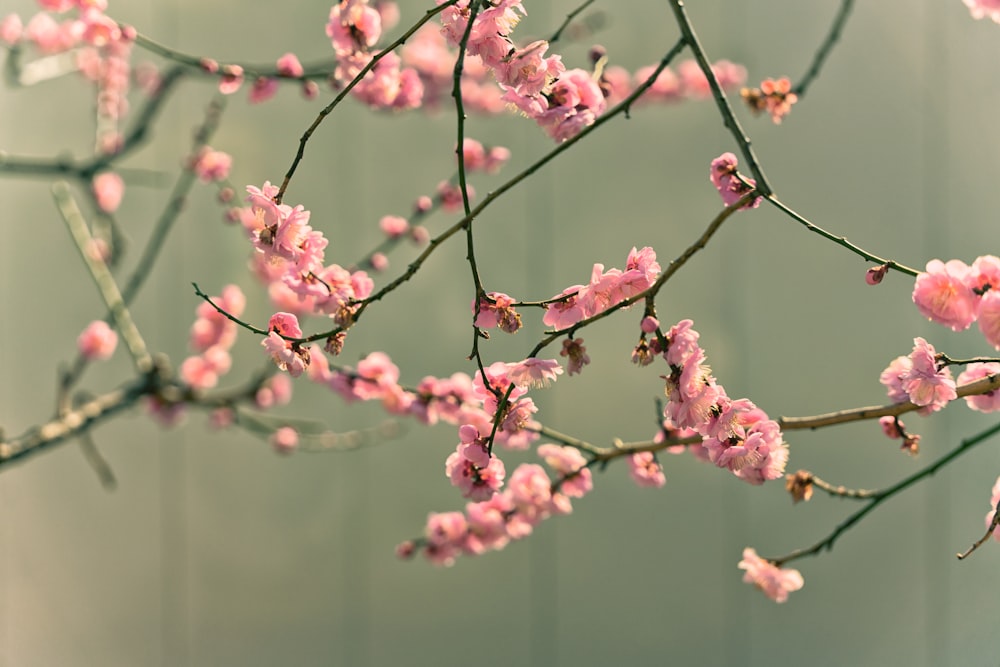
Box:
[957,363,1000,412]
[901,337,956,412]
[627,451,666,488]
[270,426,299,455]
[77,320,117,360]
[710,153,760,209]
[912,259,977,331]
[92,171,124,213]
[738,548,804,603]
[560,338,590,376]
[505,358,563,389]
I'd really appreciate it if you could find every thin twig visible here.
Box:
[771,420,1000,567]
[52,182,153,373]
[549,0,597,43]
[793,0,856,97]
[275,0,462,204]
[667,0,772,196]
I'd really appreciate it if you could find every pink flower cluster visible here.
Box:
[262,312,311,377]
[5,2,134,151]
[741,77,798,124]
[738,547,804,603]
[410,443,592,566]
[474,291,521,333]
[542,246,661,330]
[606,59,745,107]
[180,285,245,389]
[878,416,920,455]
[710,153,761,209]
[239,183,373,324]
[326,0,423,110]
[912,257,1000,348]
[659,320,788,485]
[879,337,956,414]
[445,424,506,500]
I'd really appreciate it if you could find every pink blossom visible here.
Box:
[192,147,232,182]
[276,52,304,78]
[560,338,590,375]
[912,259,977,331]
[474,292,521,333]
[484,146,511,173]
[965,0,1000,22]
[270,427,299,455]
[710,152,760,209]
[506,358,563,389]
[506,463,553,518]
[77,320,117,360]
[255,373,293,409]
[445,442,505,501]
[865,263,888,285]
[627,451,666,488]
[901,337,956,412]
[640,316,660,334]
[977,290,1000,349]
[424,511,467,566]
[379,214,409,238]
[536,444,592,498]
[738,548,804,603]
[218,65,244,95]
[741,77,798,124]
[957,363,1000,412]
[879,415,905,439]
[92,171,124,213]
[0,14,23,45]
[879,355,913,404]
[543,286,587,329]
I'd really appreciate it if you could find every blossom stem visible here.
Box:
[275,0,462,204]
[53,181,152,373]
[667,0,772,196]
[765,195,919,276]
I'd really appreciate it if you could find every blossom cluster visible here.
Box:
[238,183,374,327]
[404,442,592,566]
[657,319,789,485]
[741,76,798,124]
[912,256,1000,347]
[180,284,245,390]
[737,548,804,603]
[879,337,957,414]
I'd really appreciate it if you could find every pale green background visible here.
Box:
[2,1,999,665]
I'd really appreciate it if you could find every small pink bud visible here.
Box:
[866,263,889,285]
[640,316,659,333]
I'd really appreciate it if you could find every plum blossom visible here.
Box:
[710,153,760,209]
[957,363,1000,412]
[77,320,117,360]
[505,358,563,389]
[900,337,956,412]
[741,77,798,124]
[92,172,124,213]
[627,451,666,488]
[738,548,803,603]
[912,259,977,331]
[560,338,590,375]
[270,426,299,455]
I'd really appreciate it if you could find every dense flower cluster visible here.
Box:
[658,320,788,485]
[741,76,798,124]
[912,256,1000,346]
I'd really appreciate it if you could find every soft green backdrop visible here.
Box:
[2,1,999,665]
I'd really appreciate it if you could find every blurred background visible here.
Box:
[3,0,1000,665]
